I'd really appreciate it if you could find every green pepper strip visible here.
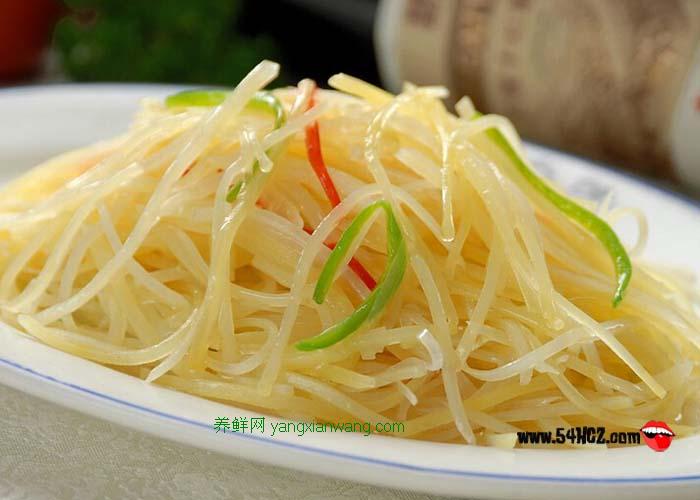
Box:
[165,89,229,108]
[165,89,286,201]
[472,112,631,306]
[296,201,407,351]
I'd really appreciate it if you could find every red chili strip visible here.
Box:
[302,85,375,290]
[305,86,342,207]
[303,226,377,290]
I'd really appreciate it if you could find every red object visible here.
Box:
[305,86,342,207]
[303,226,377,290]
[0,0,62,80]
[327,241,378,290]
[640,420,675,452]
[301,84,375,290]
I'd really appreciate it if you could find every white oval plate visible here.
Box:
[1,85,699,500]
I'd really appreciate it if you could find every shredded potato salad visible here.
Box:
[1,61,699,447]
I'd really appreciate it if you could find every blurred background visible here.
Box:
[0,0,381,89]
[1,0,699,193]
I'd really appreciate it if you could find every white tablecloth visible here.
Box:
[0,384,455,499]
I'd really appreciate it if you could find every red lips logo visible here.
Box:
[640,420,675,452]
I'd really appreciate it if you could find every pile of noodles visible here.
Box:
[1,60,699,447]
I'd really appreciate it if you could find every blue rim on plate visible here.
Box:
[1,356,699,484]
